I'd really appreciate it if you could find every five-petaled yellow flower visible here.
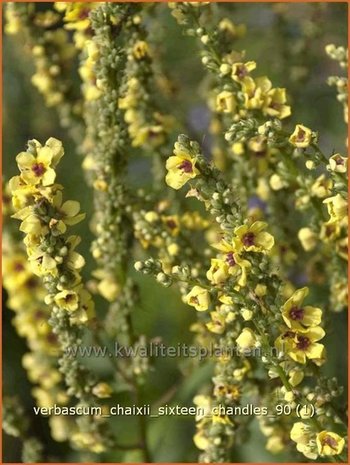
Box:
[16,138,63,187]
[281,287,322,330]
[233,221,274,253]
[216,91,237,114]
[316,431,345,456]
[289,124,313,148]
[236,328,257,350]
[290,422,318,459]
[165,148,199,190]
[323,194,347,223]
[54,289,80,312]
[211,238,251,286]
[277,326,325,364]
[231,61,256,82]
[185,286,210,311]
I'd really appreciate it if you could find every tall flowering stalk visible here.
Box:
[8,138,118,454]
[137,134,347,462]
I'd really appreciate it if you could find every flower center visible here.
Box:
[226,252,236,267]
[178,159,193,174]
[65,293,75,303]
[242,232,255,247]
[35,309,45,320]
[25,277,38,289]
[32,162,46,177]
[166,219,177,230]
[289,306,304,321]
[78,9,90,20]
[296,129,306,141]
[296,335,310,350]
[323,435,338,449]
[270,102,282,110]
[236,65,248,79]
[14,262,25,272]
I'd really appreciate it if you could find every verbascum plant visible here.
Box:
[8,138,116,455]
[137,4,347,462]
[137,134,347,462]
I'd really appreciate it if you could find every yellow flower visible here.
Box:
[165,148,199,190]
[206,311,225,334]
[255,284,267,297]
[132,40,150,59]
[320,221,340,243]
[290,422,318,460]
[66,236,86,272]
[236,328,256,350]
[289,124,313,148]
[206,258,229,284]
[49,190,85,234]
[328,153,347,173]
[288,367,304,387]
[316,431,345,456]
[281,287,322,329]
[218,19,246,39]
[185,286,210,311]
[241,308,253,321]
[22,354,61,389]
[193,430,209,450]
[92,382,113,398]
[264,87,291,119]
[242,76,272,110]
[32,387,56,409]
[16,138,63,186]
[266,435,284,454]
[336,237,348,260]
[54,289,79,312]
[181,211,209,230]
[131,125,165,148]
[2,254,32,290]
[311,174,333,198]
[212,239,251,286]
[288,327,325,364]
[12,205,48,236]
[5,6,22,35]
[93,269,120,302]
[233,221,274,254]
[269,174,286,191]
[71,288,95,324]
[28,248,58,277]
[298,228,318,251]
[231,142,244,157]
[161,215,180,236]
[49,416,71,442]
[61,3,97,31]
[71,431,106,453]
[231,61,256,82]
[323,194,347,223]
[216,91,237,113]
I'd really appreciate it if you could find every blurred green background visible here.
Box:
[2,2,347,462]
